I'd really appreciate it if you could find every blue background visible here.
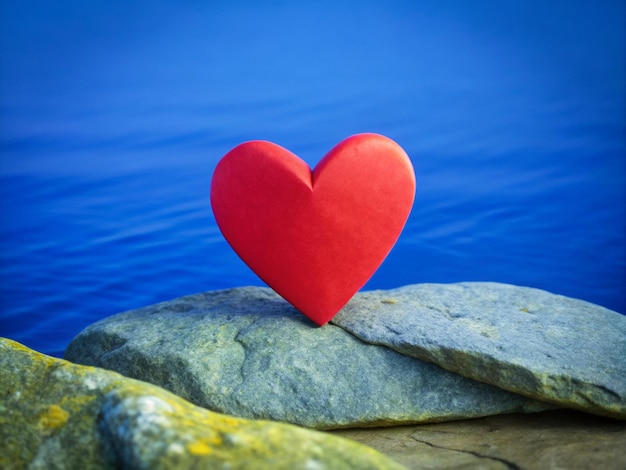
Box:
[1,0,624,357]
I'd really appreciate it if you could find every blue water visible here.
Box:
[1,1,624,358]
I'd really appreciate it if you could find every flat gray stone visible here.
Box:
[64,287,549,430]
[332,282,626,419]
[330,409,626,469]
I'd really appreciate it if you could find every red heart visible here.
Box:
[210,133,416,325]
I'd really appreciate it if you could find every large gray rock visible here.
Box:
[0,338,404,470]
[332,282,626,419]
[64,287,549,430]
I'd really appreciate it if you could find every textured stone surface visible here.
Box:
[330,409,626,469]
[64,287,549,430]
[0,338,403,470]
[332,282,626,419]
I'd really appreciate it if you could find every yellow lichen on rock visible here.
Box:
[0,338,405,469]
[38,404,69,435]
[186,439,213,455]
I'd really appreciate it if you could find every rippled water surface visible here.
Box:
[1,1,625,357]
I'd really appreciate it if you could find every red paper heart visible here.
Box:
[210,133,415,325]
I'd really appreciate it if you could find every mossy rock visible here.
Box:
[0,338,404,469]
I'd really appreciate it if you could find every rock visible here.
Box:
[330,409,626,469]
[64,287,550,430]
[0,338,405,469]
[332,282,626,419]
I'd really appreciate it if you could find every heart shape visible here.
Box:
[211,133,416,325]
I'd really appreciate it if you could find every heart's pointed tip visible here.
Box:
[296,308,336,327]
[302,315,330,328]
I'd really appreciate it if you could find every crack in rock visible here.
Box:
[410,435,521,470]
